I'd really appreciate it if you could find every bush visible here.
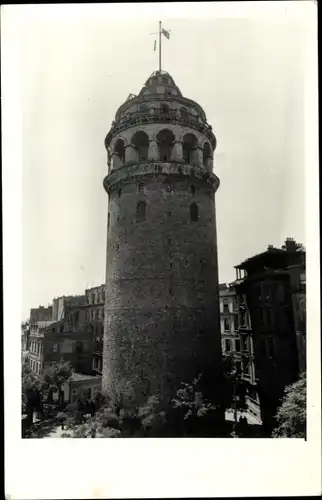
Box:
[272,372,306,438]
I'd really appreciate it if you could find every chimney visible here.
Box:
[284,237,297,253]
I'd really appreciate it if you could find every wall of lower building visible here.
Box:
[62,377,102,403]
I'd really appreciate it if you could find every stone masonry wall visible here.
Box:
[102,168,222,408]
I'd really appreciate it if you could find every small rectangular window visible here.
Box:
[266,337,275,358]
[223,299,229,313]
[235,339,240,351]
[224,318,230,331]
[225,339,231,352]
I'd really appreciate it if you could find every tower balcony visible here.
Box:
[105,108,216,149]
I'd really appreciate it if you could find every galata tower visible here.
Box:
[102,69,222,411]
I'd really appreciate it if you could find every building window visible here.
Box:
[223,299,229,313]
[183,133,197,164]
[266,337,275,358]
[191,185,196,195]
[262,284,271,302]
[224,318,230,331]
[300,273,306,285]
[203,142,211,167]
[138,182,144,192]
[114,138,125,163]
[52,343,58,353]
[267,309,274,328]
[161,102,169,113]
[76,341,83,353]
[136,201,147,222]
[233,315,238,331]
[242,359,249,375]
[132,131,149,161]
[190,202,198,222]
[241,337,248,352]
[157,129,175,161]
[232,298,237,311]
[180,107,189,121]
[235,338,240,352]
[225,339,231,352]
[240,311,246,327]
[108,213,111,230]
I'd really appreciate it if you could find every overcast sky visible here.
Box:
[13,3,309,319]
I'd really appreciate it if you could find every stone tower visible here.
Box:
[102,70,222,410]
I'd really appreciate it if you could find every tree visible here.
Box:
[41,359,73,406]
[170,373,219,437]
[137,396,166,436]
[21,360,44,427]
[272,372,306,438]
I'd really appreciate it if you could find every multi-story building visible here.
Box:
[219,283,260,420]
[219,283,239,361]
[84,285,105,375]
[51,294,87,322]
[232,238,306,435]
[284,238,306,372]
[30,305,53,323]
[26,303,93,376]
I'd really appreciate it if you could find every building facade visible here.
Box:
[84,284,105,375]
[26,305,94,376]
[232,238,306,435]
[219,283,260,420]
[102,69,223,413]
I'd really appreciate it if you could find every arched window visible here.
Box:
[138,103,149,113]
[183,133,197,164]
[132,131,149,161]
[161,103,170,114]
[136,201,146,222]
[190,202,199,222]
[203,142,212,167]
[114,138,125,163]
[180,107,189,121]
[157,129,175,162]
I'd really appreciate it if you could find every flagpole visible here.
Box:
[159,20,162,72]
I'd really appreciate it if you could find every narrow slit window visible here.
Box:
[190,202,199,222]
[108,213,111,229]
[136,201,146,222]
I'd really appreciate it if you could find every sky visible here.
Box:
[13,3,309,319]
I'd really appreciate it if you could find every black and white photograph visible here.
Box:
[3,1,320,498]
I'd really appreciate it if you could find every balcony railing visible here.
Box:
[105,109,216,146]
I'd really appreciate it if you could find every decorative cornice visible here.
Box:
[103,162,220,194]
[105,110,216,149]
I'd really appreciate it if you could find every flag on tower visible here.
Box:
[154,40,157,51]
[162,28,170,39]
